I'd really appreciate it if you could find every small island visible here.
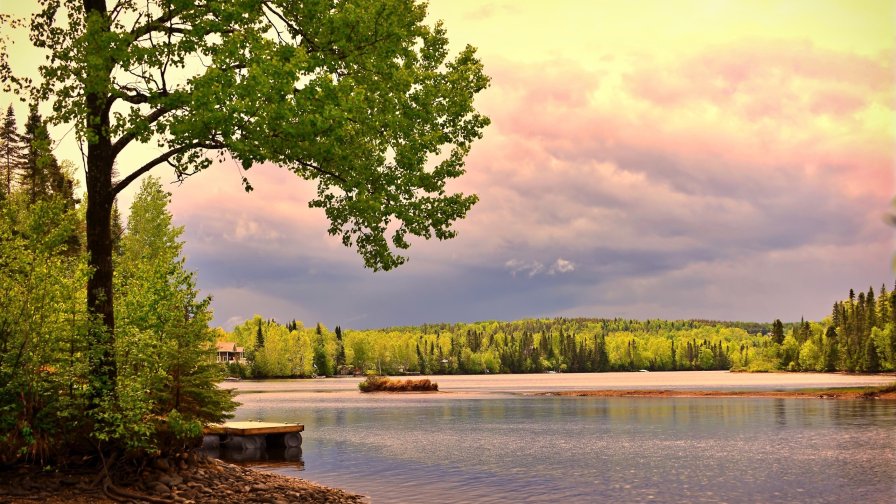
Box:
[358,375,439,392]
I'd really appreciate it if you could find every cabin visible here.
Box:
[216,342,244,363]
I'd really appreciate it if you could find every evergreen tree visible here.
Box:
[877,284,889,324]
[890,286,896,325]
[416,342,427,374]
[798,319,811,344]
[866,286,877,330]
[20,104,60,204]
[863,337,880,373]
[771,319,785,345]
[823,326,839,372]
[113,176,235,452]
[255,318,265,349]
[0,105,25,198]
[335,325,346,369]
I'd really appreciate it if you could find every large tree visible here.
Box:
[8,1,488,403]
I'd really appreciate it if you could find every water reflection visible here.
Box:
[237,392,896,503]
[207,446,304,468]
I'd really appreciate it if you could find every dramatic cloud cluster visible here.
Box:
[162,4,893,329]
[505,258,576,277]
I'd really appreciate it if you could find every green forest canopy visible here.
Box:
[222,284,896,378]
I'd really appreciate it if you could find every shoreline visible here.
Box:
[0,456,365,504]
[533,385,896,400]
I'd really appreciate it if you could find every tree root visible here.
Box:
[103,475,173,503]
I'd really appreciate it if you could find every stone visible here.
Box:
[152,457,170,471]
[148,481,170,495]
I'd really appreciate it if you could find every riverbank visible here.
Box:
[225,371,896,401]
[534,383,896,400]
[0,454,364,504]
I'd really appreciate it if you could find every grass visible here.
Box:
[358,375,439,393]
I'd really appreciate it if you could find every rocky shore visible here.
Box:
[0,453,364,504]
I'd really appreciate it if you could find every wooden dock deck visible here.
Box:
[203,421,304,453]
[205,421,304,436]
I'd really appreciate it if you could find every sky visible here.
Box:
[2,1,894,329]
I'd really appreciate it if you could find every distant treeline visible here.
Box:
[222,285,896,378]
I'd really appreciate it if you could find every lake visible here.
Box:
[226,372,896,503]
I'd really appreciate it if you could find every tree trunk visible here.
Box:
[85,142,116,402]
[83,0,116,404]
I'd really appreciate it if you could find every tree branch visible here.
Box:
[262,1,318,52]
[110,104,176,156]
[129,7,187,41]
[295,159,347,184]
[113,141,222,196]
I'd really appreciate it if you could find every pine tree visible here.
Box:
[114,175,235,451]
[771,319,785,345]
[20,104,57,203]
[823,326,839,372]
[335,325,346,369]
[0,105,25,198]
[877,284,889,324]
[863,337,880,373]
[798,319,811,344]
[255,318,265,349]
[866,286,877,330]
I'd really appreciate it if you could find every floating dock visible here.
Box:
[203,421,304,452]
[206,421,304,437]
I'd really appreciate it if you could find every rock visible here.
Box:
[152,457,170,471]
[148,481,170,495]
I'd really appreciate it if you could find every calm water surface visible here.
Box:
[229,373,896,503]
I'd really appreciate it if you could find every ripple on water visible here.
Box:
[241,393,896,503]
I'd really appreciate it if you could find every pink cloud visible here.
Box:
[478,43,892,204]
[627,40,893,113]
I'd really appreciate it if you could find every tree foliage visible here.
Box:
[8,0,489,413]
[0,193,90,464]
[228,284,896,378]
[111,176,236,452]
[0,130,235,462]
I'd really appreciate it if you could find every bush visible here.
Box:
[358,376,438,393]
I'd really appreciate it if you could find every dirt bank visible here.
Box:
[0,454,364,504]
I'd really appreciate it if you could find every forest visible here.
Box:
[223,284,896,378]
[0,104,234,463]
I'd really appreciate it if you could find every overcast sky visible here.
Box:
[4,1,894,329]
